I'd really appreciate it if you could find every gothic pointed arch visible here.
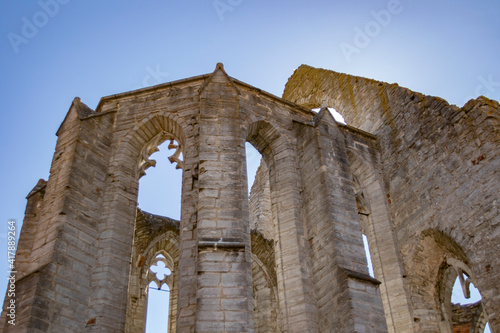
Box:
[408,229,486,332]
[87,110,189,331]
[126,209,180,333]
[245,119,319,331]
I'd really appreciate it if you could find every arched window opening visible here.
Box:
[246,140,279,332]
[130,135,183,333]
[138,139,183,219]
[438,262,491,333]
[145,254,173,333]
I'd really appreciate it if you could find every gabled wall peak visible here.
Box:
[199,62,240,96]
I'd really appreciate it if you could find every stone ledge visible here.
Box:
[15,263,48,285]
[338,123,378,141]
[198,238,245,249]
[341,267,381,285]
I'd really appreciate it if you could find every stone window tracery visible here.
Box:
[149,254,173,290]
[439,260,490,333]
[145,253,174,332]
[138,132,184,178]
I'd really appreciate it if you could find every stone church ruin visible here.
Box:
[1,63,498,332]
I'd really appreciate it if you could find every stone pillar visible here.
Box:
[0,99,114,332]
[295,108,388,332]
[266,151,319,332]
[195,64,254,332]
[349,151,415,333]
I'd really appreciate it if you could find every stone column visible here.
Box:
[195,64,254,332]
[295,108,388,332]
[0,99,115,332]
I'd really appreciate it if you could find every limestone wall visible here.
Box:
[249,161,273,241]
[2,63,468,332]
[284,65,500,332]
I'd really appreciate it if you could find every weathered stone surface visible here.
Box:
[284,64,500,333]
[1,63,497,333]
[451,301,485,333]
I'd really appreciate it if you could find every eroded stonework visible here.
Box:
[283,65,499,333]
[1,63,498,333]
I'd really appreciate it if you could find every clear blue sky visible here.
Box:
[0,1,498,330]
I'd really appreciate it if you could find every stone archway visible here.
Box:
[126,210,180,333]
